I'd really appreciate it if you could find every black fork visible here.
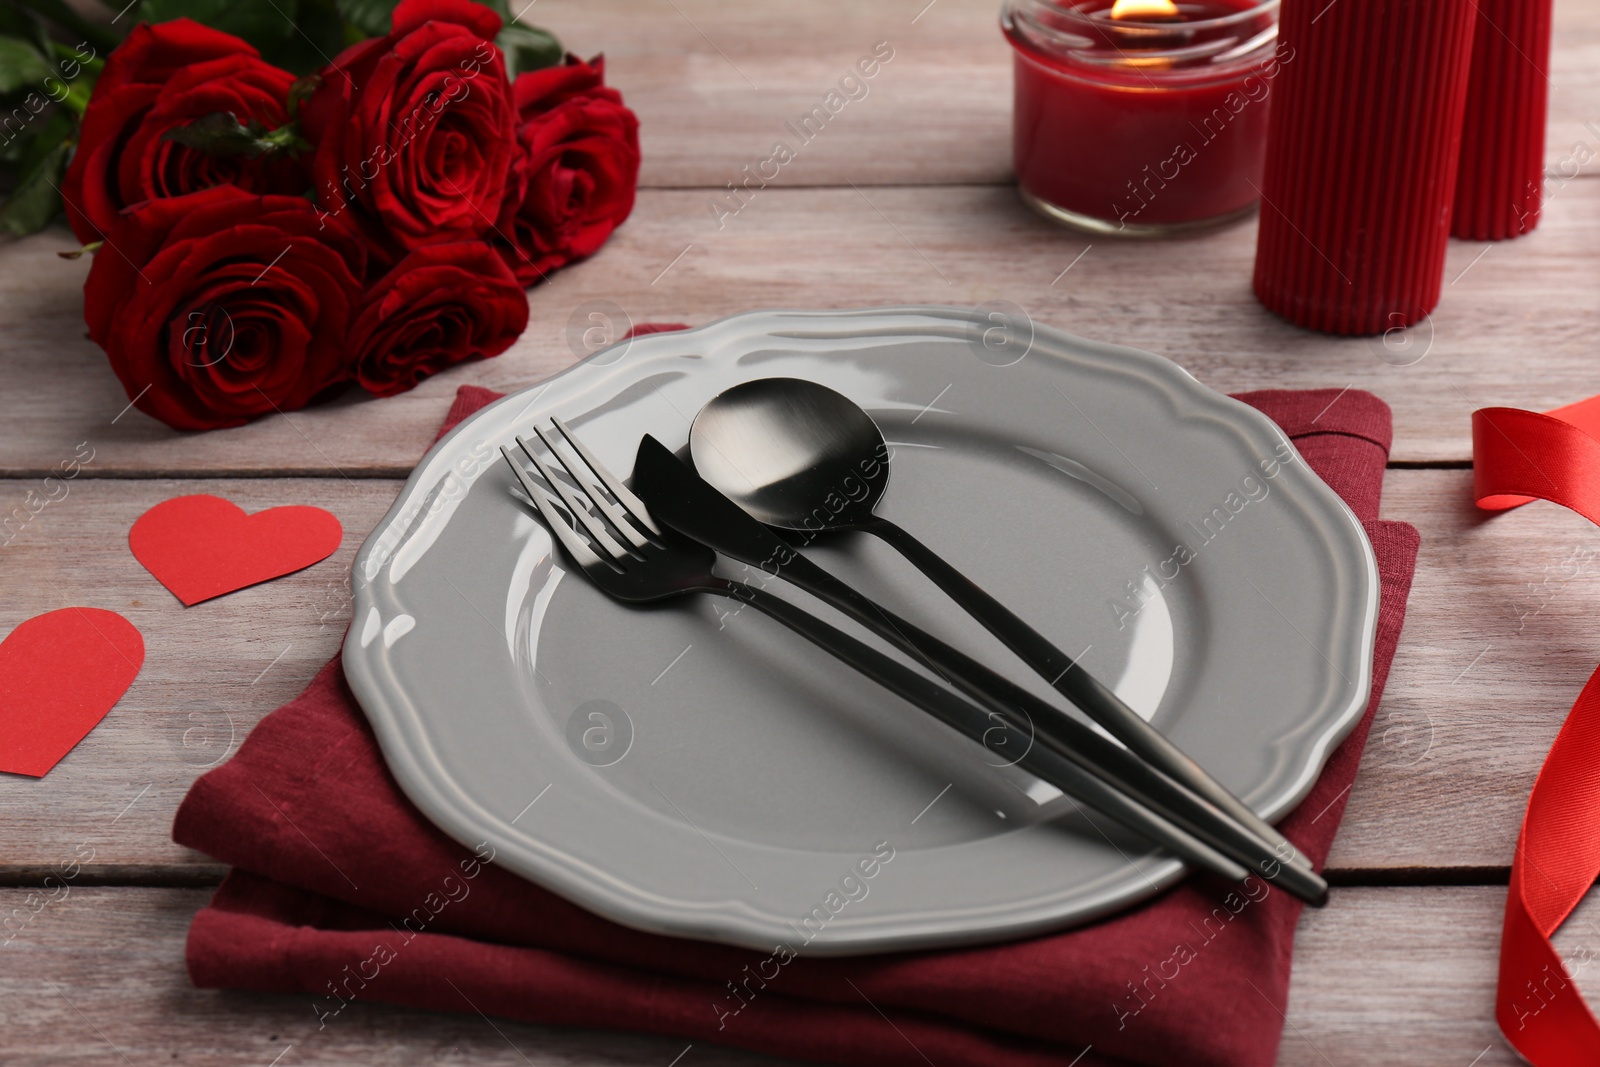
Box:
[499,419,1256,889]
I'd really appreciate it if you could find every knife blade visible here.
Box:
[629,434,1327,906]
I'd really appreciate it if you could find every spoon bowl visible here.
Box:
[689,377,889,531]
[688,375,1321,886]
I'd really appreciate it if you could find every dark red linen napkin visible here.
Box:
[174,364,1419,1067]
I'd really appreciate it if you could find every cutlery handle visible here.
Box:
[739,543,1327,906]
[864,516,1315,875]
[626,434,1322,903]
[707,578,1250,885]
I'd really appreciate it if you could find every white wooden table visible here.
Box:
[6,1,1600,1062]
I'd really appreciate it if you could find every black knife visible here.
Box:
[630,434,1326,906]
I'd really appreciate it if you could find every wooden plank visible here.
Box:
[1542,0,1600,179]
[10,2,1599,1058]
[1328,468,1600,873]
[1285,883,1585,1067]
[6,1,1599,474]
[0,478,399,880]
[0,883,1565,1065]
[4,176,1600,475]
[528,0,1600,188]
[0,468,1584,877]
[541,0,1016,189]
[0,886,805,1066]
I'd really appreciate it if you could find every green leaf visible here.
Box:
[0,0,121,55]
[265,0,345,75]
[5,103,70,166]
[52,66,96,117]
[0,34,53,94]
[140,0,300,49]
[331,0,529,42]
[0,129,68,235]
[334,0,394,37]
[0,127,30,169]
[286,72,319,119]
[136,0,339,74]
[475,0,509,24]
[51,39,104,77]
[496,23,560,78]
[163,111,309,156]
[162,111,271,155]
[0,92,70,202]
[0,3,51,59]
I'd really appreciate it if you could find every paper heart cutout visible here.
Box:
[0,608,144,777]
[130,495,342,606]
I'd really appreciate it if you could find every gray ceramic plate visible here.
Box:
[343,306,1378,955]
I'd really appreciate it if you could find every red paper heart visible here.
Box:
[0,608,144,777]
[130,495,343,606]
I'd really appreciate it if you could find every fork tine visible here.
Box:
[533,424,653,552]
[514,435,631,561]
[552,416,662,536]
[500,446,606,568]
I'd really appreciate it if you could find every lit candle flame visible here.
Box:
[1109,0,1181,18]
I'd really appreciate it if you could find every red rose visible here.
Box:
[347,242,528,397]
[61,20,305,245]
[301,0,518,269]
[495,55,639,285]
[84,185,366,431]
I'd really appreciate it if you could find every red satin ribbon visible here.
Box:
[1475,395,1600,1063]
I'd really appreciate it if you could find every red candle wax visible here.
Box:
[1003,0,1285,236]
[1453,0,1553,240]
[1251,0,1478,334]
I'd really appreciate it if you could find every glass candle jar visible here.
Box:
[1002,0,1285,237]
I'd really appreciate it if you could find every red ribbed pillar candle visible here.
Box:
[1452,0,1553,239]
[1252,0,1479,336]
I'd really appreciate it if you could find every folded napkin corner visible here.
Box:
[172,381,1420,1067]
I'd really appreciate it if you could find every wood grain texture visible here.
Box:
[8,0,1600,1059]
[0,890,802,1067]
[0,468,1590,880]
[0,478,397,880]
[4,176,1600,474]
[543,0,1002,189]
[525,0,1600,188]
[0,883,1575,1066]
[4,0,1599,475]
[1327,468,1600,873]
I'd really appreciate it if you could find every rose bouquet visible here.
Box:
[0,0,639,430]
